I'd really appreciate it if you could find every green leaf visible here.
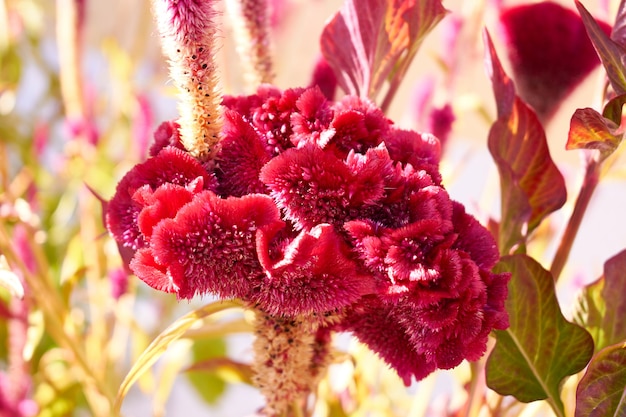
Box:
[486,255,594,416]
[602,93,626,125]
[575,342,626,417]
[186,338,228,404]
[567,107,623,161]
[577,0,626,95]
[320,0,447,101]
[0,45,22,89]
[575,249,626,352]
[487,99,567,254]
[114,300,241,414]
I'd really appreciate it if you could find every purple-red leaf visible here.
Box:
[484,37,566,254]
[576,249,626,352]
[486,255,594,413]
[567,107,623,160]
[483,30,515,118]
[320,0,447,102]
[611,0,626,48]
[575,342,626,417]
[487,99,567,253]
[577,0,626,95]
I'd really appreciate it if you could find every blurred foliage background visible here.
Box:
[1,0,624,416]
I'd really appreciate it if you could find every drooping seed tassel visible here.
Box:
[252,312,331,416]
[152,0,223,161]
[225,0,274,90]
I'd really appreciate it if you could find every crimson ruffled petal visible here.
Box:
[290,86,334,147]
[341,297,437,386]
[385,129,441,183]
[149,192,284,299]
[106,147,215,251]
[451,202,499,270]
[130,247,179,293]
[149,120,186,156]
[134,179,204,239]
[327,96,390,154]
[345,145,397,206]
[217,110,273,196]
[254,224,375,316]
[260,145,355,229]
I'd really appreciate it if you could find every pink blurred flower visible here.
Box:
[500,1,611,121]
[132,94,154,159]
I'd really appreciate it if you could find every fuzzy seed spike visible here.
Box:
[152,0,223,160]
[226,0,274,90]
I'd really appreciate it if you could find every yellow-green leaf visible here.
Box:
[576,249,626,352]
[114,300,242,414]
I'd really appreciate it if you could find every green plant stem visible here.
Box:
[489,395,504,417]
[550,159,601,281]
[291,401,305,417]
[464,361,485,417]
[547,397,566,417]
[380,58,413,114]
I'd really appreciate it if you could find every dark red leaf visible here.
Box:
[488,99,567,254]
[484,37,566,253]
[577,0,626,95]
[320,0,447,101]
[611,0,626,48]
[575,343,626,417]
[483,30,515,121]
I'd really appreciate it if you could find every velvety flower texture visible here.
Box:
[105,85,509,384]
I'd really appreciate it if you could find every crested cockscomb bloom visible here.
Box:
[105,84,509,392]
[152,0,223,160]
[499,1,611,121]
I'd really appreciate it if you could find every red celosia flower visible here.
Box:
[105,84,509,385]
[342,202,509,382]
[133,191,282,299]
[260,144,355,230]
[217,110,273,196]
[106,146,216,251]
[254,224,374,316]
[290,87,334,146]
[500,1,611,120]
[149,120,186,156]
